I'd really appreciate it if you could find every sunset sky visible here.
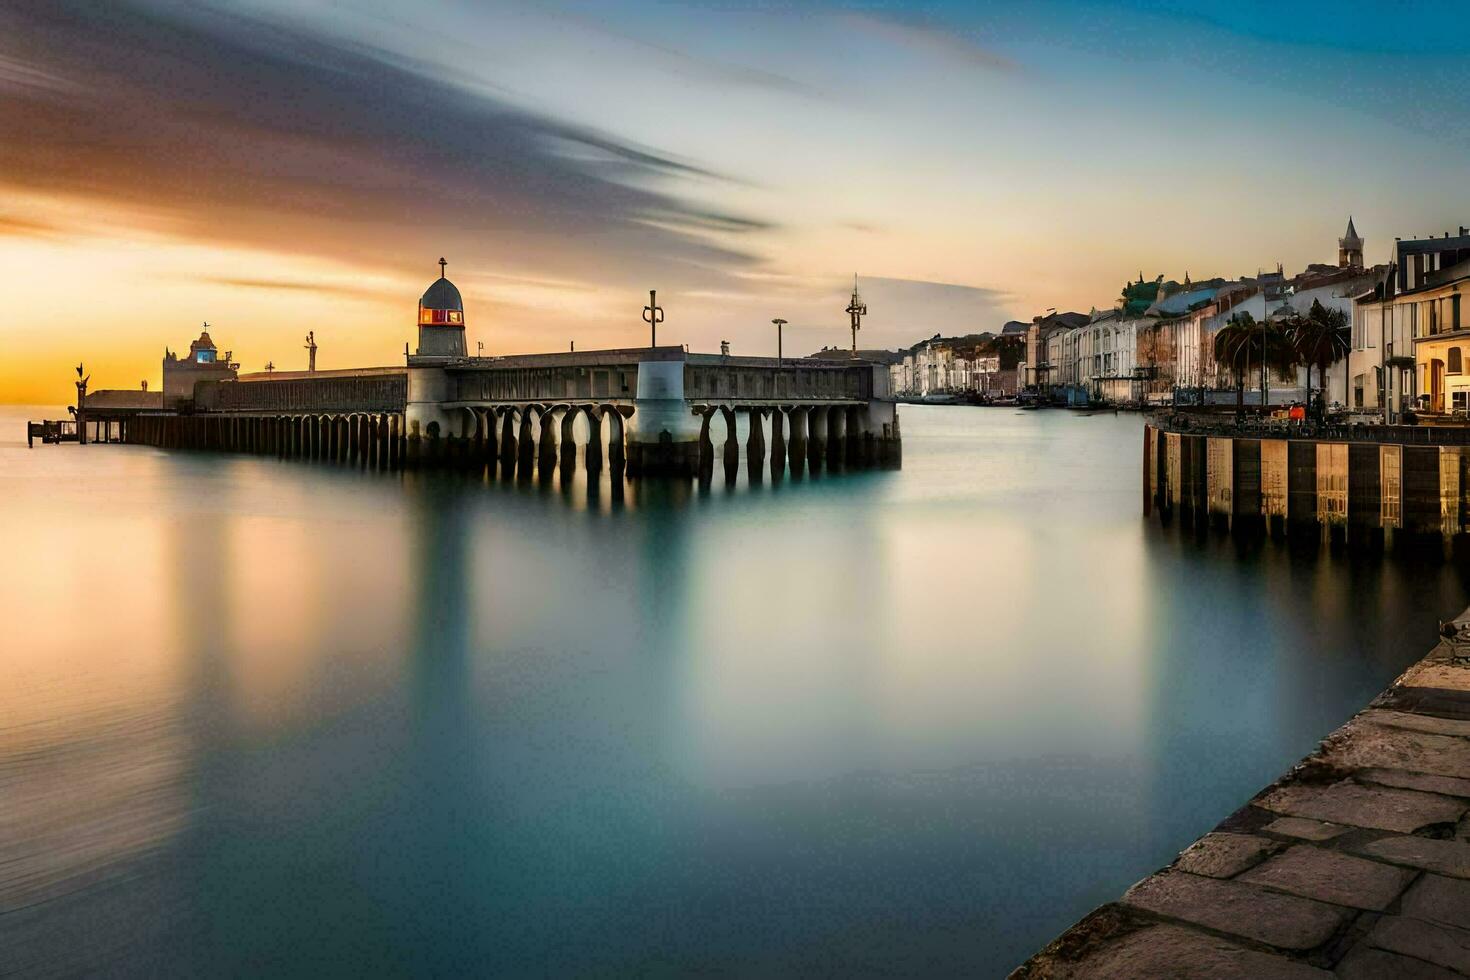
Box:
[4,0,1469,403]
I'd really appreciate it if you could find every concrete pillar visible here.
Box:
[518,410,536,477]
[626,356,699,477]
[845,406,862,468]
[807,406,827,475]
[697,411,715,483]
[720,406,739,484]
[498,410,516,477]
[585,407,604,473]
[606,409,626,474]
[538,408,559,477]
[827,407,846,470]
[560,407,578,476]
[787,407,806,478]
[770,409,786,481]
[746,408,766,483]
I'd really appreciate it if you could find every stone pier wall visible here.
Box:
[1146,421,1470,544]
[1014,610,1470,978]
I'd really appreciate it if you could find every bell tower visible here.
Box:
[1339,217,1364,270]
[416,257,467,357]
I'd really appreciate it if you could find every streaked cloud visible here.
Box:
[0,1,768,291]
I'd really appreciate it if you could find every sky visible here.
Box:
[3,0,1469,402]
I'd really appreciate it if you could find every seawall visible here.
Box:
[1144,417,1470,545]
[1013,606,1470,977]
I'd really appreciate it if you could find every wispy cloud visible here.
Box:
[0,2,771,289]
[842,11,1019,74]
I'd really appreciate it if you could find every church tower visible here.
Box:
[416,257,467,357]
[1339,217,1364,270]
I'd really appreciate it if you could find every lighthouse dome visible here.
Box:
[420,277,463,312]
[418,258,465,327]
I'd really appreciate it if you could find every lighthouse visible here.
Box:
[416,257,467,357]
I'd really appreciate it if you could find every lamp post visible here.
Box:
[772,318,787,367]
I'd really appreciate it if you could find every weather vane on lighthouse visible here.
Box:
[846,274,867,357]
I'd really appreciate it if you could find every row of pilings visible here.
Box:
[127,412,409,469]
[1144,421,1470,549]
[121,403,901,484]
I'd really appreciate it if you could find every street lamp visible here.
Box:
[772,318,787,367]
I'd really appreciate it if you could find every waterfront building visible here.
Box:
[163,327,238,409]
[1349,228,1470,418]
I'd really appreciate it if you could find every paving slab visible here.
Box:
[1175,833,1279,878]
[1366,915,1470,974]
[1360,709,1470,739]
[1359,767,1470,800]
[1262,817,1350,841]
[1401,874,1470,931]
[1397,661,1470,693]
[1027,922,1332,979]
[1357,837,1470,878]
[1238,845,1415,911]
[1334,945,1462,980]
[1322,721,1470,783]
[1258,780,1465,833]
[1122,870,1350,950]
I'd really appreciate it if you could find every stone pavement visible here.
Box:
[1014,609,1470,978]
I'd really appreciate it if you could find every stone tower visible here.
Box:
[1339,216,1364,270]
[417,257,467,358]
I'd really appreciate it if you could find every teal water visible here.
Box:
[2,405,1464,976]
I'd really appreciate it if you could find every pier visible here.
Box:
[30,267,902,481]
[1015,605,1470,978]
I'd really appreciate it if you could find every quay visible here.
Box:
[1145,413,1470,546]
[1016,605,1470,978]
[30,267,901,481]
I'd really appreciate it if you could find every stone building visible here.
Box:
[163,328,238,409]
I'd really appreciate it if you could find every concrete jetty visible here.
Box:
[1015,606,1470,978]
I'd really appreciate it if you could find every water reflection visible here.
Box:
[1,405,1466,975]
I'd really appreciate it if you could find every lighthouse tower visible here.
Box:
[416,257,467,357]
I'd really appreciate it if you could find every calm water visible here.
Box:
[3,404,1466,976]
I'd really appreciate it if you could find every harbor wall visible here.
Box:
[1144,421,1470,545]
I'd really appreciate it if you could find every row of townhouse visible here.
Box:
[888,332,1021,398]
[1024,219,1388,408]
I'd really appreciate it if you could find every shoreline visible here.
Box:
[1013,605,1470,977]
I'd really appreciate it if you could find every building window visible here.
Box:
[1455,294,1462,332]
[1452,348,1464,375]
[1456,391,1469,412]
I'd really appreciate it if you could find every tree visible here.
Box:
[1213,311,1298,419]
[1287,300,1351,419]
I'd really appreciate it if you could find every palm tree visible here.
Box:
[1214,311,1299,420]
[1288,300,1351,419]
